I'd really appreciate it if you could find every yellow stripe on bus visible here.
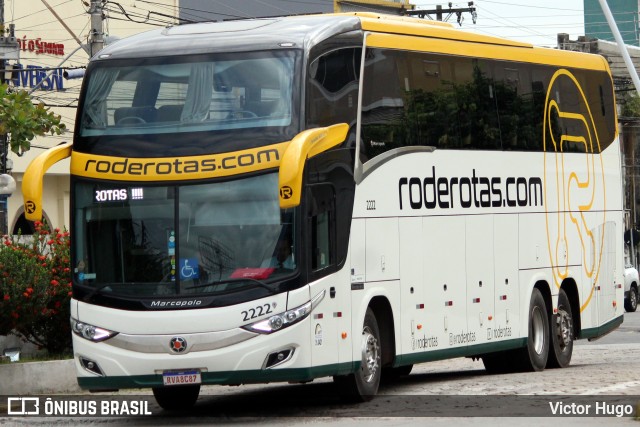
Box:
[70,141,291,181]
[359,15,531,48]
[365,32,610,71]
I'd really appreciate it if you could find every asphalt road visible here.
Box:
[3,310,640,425]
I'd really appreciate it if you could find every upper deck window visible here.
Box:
[79,51,297,138]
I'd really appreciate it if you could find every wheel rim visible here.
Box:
[632,290,638,310]
[555,308,572,350]
[360,326,380,383]
[532,306,545,355]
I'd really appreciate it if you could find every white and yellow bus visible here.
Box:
[23,12,624,409]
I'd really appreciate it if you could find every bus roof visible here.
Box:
[94,12,610,72]
[95,14,364,59]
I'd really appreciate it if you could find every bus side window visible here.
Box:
[312,211,330,270]
[307,184,335,274]
[306,47,361,130]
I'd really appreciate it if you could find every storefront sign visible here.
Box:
[11,64,64,91]
[18,36,65,56]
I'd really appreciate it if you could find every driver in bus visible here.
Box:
[262,234,295,269]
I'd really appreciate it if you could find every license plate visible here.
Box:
[162,370,202,386]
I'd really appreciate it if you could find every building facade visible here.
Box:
[7,0,179,234]
[584,0,639,46]
[180,0,412,21]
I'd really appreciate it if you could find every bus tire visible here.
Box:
[519,288,549,371]
[152,385,200,411]
[334,308,381,401]
[625,287,638,312]
[547,288,573,368]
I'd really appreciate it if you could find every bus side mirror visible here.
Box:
[22,142,72,221]
[278,123,348,209]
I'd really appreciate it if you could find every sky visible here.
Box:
[413,0,587,48]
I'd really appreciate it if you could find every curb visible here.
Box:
[0,359,81,395]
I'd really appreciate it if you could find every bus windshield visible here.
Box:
[73,173,297,298]
[79,50,297,137]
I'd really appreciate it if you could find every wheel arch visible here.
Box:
[368,296,396,368]
[534,280,552,318]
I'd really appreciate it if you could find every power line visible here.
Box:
[132,0,251,21]
[446,0,581,12]
[106,1,195,25]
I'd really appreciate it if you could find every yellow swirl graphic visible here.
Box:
[543,69,606,313]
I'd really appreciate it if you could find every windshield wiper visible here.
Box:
[186,277,276,294]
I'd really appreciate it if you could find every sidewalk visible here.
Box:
[0,359,81,395]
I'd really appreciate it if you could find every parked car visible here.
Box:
[624,264,639,312]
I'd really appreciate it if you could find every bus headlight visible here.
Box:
[243,290,325,334]
[71,318,118,342]
[244,301,311,334]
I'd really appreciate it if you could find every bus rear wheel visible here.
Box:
[547,289,573,368]
[625,287,638,312]
[518,288,549,371]
[152,385,200,411]
[334,308,381,401]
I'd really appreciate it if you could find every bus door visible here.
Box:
[306,183,351,370]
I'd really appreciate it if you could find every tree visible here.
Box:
[0,83,66,155]
[621,90,640,118]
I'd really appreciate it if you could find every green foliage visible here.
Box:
[0,222,72,355]
[621,91,640,118]
[0,83,66,155]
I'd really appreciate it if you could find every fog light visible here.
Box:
[80,356,104,376]
[263,348,294,369]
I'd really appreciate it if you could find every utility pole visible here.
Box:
[0,0,19,235]
[405,2,477,26]
[333,0,415,15]
[89,0,104,56]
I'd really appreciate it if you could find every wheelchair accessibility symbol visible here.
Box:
[179,258,200,280]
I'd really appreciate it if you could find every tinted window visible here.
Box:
[306,48,361,129]
[359,48,616,161]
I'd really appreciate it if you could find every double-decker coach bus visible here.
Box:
[23,12,624,409]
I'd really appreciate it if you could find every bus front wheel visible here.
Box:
[152,385,200,411]
[334,308,381,401]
